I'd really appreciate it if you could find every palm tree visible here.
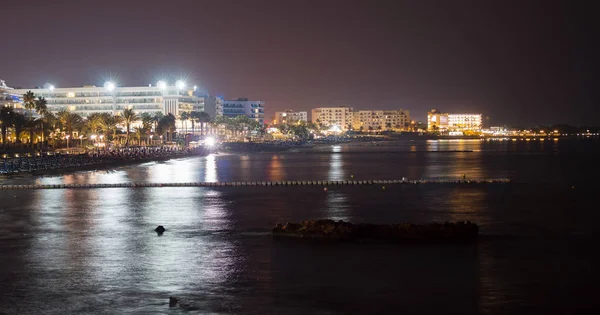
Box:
[34,96,48,143]
[0,106,15,145]
[85,113,104,135]
[121,108,138,145]
[179,111,190,135]
[22,91,36,121]
[157,113,176,143]
[196,111,212,136]
[99,112,123,141]
[57,110,84,145]
[152,112,164,134]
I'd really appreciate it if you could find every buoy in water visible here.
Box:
[155,225,166,235]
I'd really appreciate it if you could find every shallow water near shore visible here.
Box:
[1,139,599,314]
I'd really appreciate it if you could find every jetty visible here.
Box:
[0,178,510,190]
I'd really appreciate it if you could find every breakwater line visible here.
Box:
[0,178,510,190]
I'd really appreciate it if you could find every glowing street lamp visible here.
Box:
[176,80,186,90]
[79,135,83,147]
[66,135,70,149]
[48,84,55,91]
[104,81,115,91]
[157,80,167,90]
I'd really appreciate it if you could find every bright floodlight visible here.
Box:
[48,84,55,91]
[205,136,216,147]
[176,80,186,90]
[104,81,115,91]
[157,80,167,90]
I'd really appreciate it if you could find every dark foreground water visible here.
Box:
[1,139,599,314]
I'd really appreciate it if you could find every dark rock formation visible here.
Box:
[273,220,478,242]
[155,225,166,234]
[168,296,199,310]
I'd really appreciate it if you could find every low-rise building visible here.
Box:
[311,106,353,130]
[352,109,410,131]
[223,98,265,125]
[427,109,482,131]
[272,110,308,125]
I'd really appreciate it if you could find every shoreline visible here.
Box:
[1,148,208,177]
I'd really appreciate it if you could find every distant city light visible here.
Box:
[176,80,186,90]
[104,81,115,91]
[157,80,167,90]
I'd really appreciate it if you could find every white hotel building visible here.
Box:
[7,81,204,118]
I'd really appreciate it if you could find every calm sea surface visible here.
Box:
[1,139,599,314]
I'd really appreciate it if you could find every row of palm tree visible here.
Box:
[179,111,212,136]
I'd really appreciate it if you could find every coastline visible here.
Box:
[1,148,209,177]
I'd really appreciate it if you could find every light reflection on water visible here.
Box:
[2,140,599,314]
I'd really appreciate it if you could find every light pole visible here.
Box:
[150,135,154,146]
[66,135,70,149]
[79,135,83,147]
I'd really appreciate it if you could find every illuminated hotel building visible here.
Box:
[222,98,265,125]
[427,109,482,131]
[7,81,204,118]
[352,109,410,131]
[311,106,353,130]
[272,110,308,124]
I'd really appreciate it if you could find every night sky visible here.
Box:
[1,0,597,125]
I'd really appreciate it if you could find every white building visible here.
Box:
[8,81,204,118]
[448,113,482,131]
[273,110,308,125]
[311,106,353,130]
[223,98,265,125]
[427,109,482,131]
[352,109,410,131]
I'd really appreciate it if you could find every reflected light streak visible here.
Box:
[205,154,218,182]
[328,153,345,180]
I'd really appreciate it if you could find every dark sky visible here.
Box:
[1,0,597,125]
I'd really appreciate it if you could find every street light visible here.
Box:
[104,81,115,91]
[66,135,70,149]
[150,135,154,146]
[48,84,55,91]
[157,80,167,90]
[79,135,83,147]
[176,80,186,90]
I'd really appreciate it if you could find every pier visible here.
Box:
[0,178,510,190]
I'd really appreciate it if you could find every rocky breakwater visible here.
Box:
[273,220,479,242]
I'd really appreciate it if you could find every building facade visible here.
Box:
[202,95,224,119]
[427,109,482,131]
[222,98,265,125]
[311,106,353,130]
[352,109,410,131]
[272,110,308,125]
[8,82,204,118]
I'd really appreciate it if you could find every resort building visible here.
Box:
[222,98,265,125]
[272,110,308,125]
[7,81,204,118]
[311,106,353,130]
[427,109,482,132]
[352,109,410,131]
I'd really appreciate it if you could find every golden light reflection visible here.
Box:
[268,155,285,181]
